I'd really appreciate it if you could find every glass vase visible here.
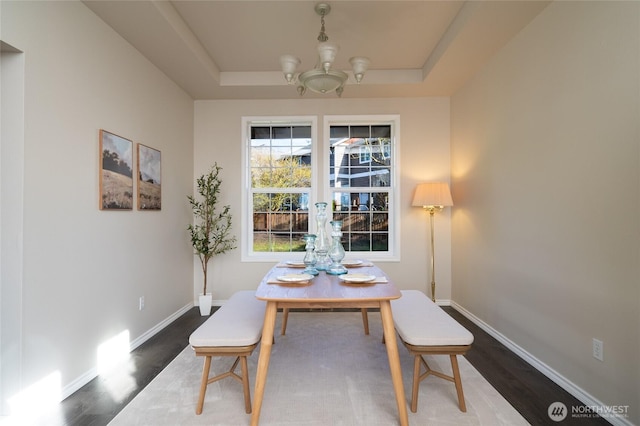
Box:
[302,234,319,276]
[314,202,331,271]
[327,220,348,275]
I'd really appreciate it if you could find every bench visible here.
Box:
[189,290,265,415]
[391,290,474,413]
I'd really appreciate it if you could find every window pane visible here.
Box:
[330,190,390,253]
[251,126,271,139]
[351,126,370,138]
[371,233,389,251]
[329,133,391,189]
[292,125,311,139]
[252,190,309,253]
[330,126,349,138]
[371,125,391,138]
[272,126,292,139]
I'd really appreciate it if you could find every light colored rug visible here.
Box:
[109,312,529,426]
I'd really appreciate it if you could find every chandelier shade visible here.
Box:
[280,2,369,97]
[298,69,348,95]
[280,55,301,84]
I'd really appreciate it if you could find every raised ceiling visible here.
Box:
[83,1,549,100]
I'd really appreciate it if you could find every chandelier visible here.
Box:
[280,3,370,97]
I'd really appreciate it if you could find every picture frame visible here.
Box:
[99,129,133,210]
[137,143,161,210]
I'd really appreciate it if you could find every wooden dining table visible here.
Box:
[250,262,409,426]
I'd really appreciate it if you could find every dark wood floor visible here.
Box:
[59,306,610,426]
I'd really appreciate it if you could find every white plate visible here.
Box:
[285,260,306,267]
[341,259,363,267]
[277,273,313,283]
[339,273,376,283]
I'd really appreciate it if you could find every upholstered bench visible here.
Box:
[391,290,474,413]
[189,290,265,415]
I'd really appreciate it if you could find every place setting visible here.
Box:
[340,259,373,268]
[338,272,388,285]
[267,272,315,286]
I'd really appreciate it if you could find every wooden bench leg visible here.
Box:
[196,356,212,415]
[450,354,466,412]
[195,354,255,415]
[410,353,467,413]
[411,355,421,412]
[240,355,252,413]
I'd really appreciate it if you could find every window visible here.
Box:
[242,117,316,260]
[242,115,399,261]
[326,116,399,259]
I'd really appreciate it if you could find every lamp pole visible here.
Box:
[427,206,439,302]
[412,182,453,303]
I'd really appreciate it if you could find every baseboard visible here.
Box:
[451,301,633,426]
[129,302,193,350]
[60,301,194,401]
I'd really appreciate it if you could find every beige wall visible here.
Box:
[4,0,636,421]
[451,1,639,422]
[193,98,453,302]
[1,0,194,405]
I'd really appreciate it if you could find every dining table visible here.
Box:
[250,261,409,426]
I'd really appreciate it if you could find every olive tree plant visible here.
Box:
[187,163,237,296]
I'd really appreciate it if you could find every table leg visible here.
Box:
[380,300,409,426]
[250,301,277,426]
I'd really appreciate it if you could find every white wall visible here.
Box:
[451,1,639,423]
[193,98,452,301]
[0,0,194,409]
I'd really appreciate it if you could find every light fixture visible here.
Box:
[280,3,370,97]
[412,182,454,302]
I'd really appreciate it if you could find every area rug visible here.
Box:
[108,312,528,425]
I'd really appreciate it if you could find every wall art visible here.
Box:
[100,129,133,210]
[137,143,161,210]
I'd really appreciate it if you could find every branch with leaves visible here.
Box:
[187,164,237,295]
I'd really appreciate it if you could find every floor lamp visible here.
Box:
[412,182,453,302]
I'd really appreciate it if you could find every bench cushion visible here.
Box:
[391,290,473,347]
[189,290,265,347]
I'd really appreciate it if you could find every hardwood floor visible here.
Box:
[59,306,610,426]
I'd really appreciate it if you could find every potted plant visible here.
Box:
[188,163,237,315]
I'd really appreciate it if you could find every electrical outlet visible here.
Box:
[139,296,145,311]
[592,338,603,361]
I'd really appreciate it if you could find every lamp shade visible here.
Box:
[317,42,339,72]
[349,57,370,83]
[412,182,453,208]
[280,55,301,83]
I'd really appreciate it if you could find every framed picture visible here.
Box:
[99,130,133,210]
[137,143,161,210]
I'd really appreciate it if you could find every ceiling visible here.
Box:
[83,1,550,100]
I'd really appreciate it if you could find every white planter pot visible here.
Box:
[198,293,213,316]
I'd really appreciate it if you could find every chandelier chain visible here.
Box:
[318,11,328,42]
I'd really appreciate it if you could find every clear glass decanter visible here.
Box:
[327,220,348,275]
[302,234,319,276]
[313,202,331,271]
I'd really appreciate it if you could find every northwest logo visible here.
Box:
[548,402,568,421]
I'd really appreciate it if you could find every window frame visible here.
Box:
[241,115,400,262]
[241,116,318,262]
[323,115,401,261]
